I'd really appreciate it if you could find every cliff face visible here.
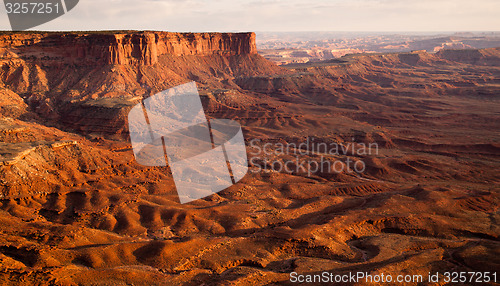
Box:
[0,31,257,66]
[436,47,500,66]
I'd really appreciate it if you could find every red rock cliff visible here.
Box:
[0,31,257,65]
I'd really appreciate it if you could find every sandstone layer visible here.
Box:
[0,31,257,65]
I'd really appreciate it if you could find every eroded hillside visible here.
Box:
[0,31,498,285]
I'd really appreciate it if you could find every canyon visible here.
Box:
[0,31,498,285]
[258,31,500,65]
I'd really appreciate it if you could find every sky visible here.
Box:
[0,0,499,32]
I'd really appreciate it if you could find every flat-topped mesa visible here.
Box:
[0,31,258,65]
[106,32,258,65]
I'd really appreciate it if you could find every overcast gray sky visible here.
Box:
[1,0,499,32]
